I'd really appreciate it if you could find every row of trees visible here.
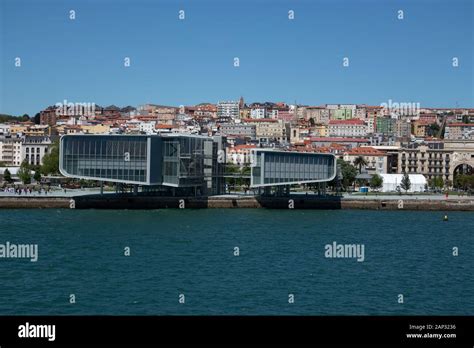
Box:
[337,156,474,193]
[336,158,414,193]
[427,175,474,191]
[453,174,474,191]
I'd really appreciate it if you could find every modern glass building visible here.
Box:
[60,134,336,196]
[60,134,226,195]
[250,149,336,187]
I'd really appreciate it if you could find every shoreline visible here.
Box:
[0,195,473,211]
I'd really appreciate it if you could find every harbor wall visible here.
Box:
[0,195,473,211]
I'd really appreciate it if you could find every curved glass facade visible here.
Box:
[251,150,336,187]
[61,135,148,183]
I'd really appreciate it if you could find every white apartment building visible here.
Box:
[138,121,157,134]
[217,101,240,121]
[328,119,368,137]
[0,135,22,166]
[1,135,52,167]
[21,136,52,166]
[250,108,266,119]
[0,124,11,135]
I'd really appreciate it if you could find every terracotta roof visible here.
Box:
[243,118,278,123]
[155,124,174,129]
[329,119,365,125]
[310,137,369,142]
[414,120,433,126]
[446,123,474,127]
[345,147,385,156]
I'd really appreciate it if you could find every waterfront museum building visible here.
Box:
[59,134,336,196]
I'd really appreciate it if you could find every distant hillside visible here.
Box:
[0,114,30,123]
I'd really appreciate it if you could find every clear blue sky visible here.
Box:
[0,0,472,116]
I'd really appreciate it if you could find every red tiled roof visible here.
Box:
[446,123,474,127]
[243,118,278,123]
[345,147,385,156]
[310,137,369,142]
[329,119,365,125]
[414,120,434,126]
[155,124,174,129]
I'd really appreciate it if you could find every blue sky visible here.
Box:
[0,0,472,115]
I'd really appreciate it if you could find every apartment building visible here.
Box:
[376,117,397,134]
[445,123,474,140]
[343,147,388,174]
[397,140,474,182]
[227,144,257,165]
[0,135,22,166]
[219,123,256,140]
[246,119,286,142]
[22,135,52,166]
[328,119,367,137]
[217,101,239,122]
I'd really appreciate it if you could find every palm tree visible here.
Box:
[353,156,368,174]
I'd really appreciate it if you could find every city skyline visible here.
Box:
[0,0,473,116]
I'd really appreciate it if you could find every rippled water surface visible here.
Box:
[0,209,472,315]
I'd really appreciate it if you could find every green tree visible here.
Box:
[454,175,464,190]
[429,176,444,190]
[0,161,6,167]
[444,179,452,189]
[41,140,60,175]
[18,161,32,184]
[353,156,368,174]
[428,178,434,190]
[225,163,240,190]
[241,165,251,190]
[369,174,383,192]
[33,112,41,125]
[400,172,411,193]
[434,176,444,189]
[336,159,358,191]
[454,174,474,191]
[428,123,440,137]
[3,168,12,183]
[33,170,42,182]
